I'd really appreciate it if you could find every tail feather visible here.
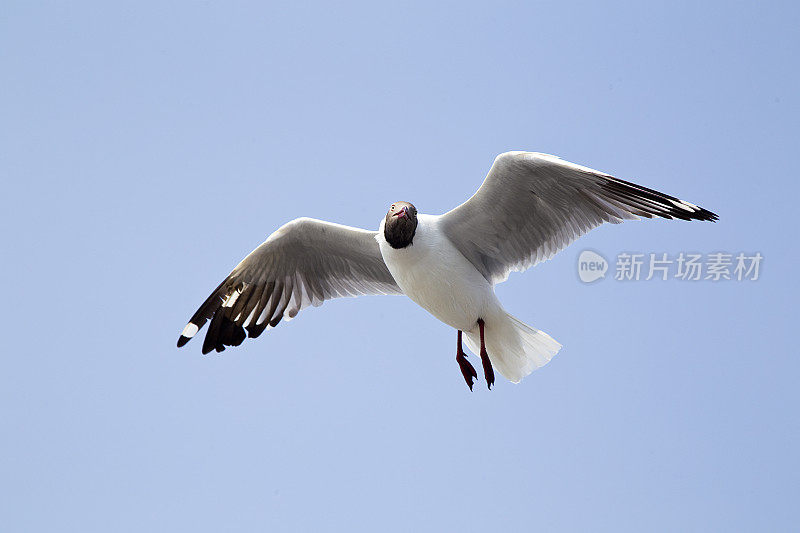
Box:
[464,312,561,383]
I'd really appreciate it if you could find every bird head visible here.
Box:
[384,201,418,249]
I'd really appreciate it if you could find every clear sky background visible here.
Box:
[2,1,798,531]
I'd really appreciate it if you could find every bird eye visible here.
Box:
[391,204,395,209]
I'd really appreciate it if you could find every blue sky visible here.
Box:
[2,1,798,531]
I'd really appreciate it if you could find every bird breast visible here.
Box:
[376,214,497,331]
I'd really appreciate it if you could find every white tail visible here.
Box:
[464,312,561,383]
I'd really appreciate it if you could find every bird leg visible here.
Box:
[477,319,495,389]
[455,330,477,391]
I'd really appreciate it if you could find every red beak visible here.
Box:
[394,206,408,219]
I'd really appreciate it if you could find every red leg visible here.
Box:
[478,319,495,389]
[455,330,477,391]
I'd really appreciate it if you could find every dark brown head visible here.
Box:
[384,201,418,249]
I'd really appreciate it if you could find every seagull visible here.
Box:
[178,151,717,389]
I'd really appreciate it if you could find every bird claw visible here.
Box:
[480,348,495,390]
[456,350,478,391]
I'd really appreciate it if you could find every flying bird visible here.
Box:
[177,151,717,389]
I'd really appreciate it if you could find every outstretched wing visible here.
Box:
[178,217,401,354]
[439,151,717,284]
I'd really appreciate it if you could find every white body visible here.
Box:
[377,214,498,331]
[377,214,561,382]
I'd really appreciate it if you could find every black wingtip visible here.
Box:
[600,177,719,224]
[177,336,190,348]
[684,202,718,223]
[705,209,719,223]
